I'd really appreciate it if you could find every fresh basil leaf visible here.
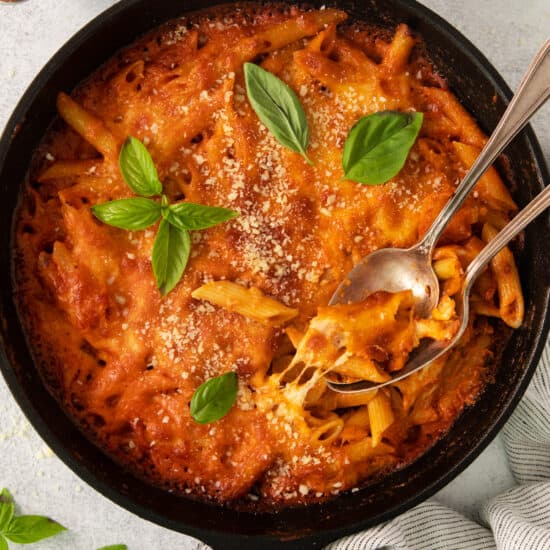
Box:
[165,202,239,231]
[342,111,423,185]
[0,534,7,550]
[92,197,161,230]
[152,219,190,295]
[119,136,163,196]
[4,515,66,544]
[0,489,14,532]
[190,371,238,424]
[244,62,312,164]
[96,545,127,550]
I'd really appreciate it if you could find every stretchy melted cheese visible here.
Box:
[14,4,522,508]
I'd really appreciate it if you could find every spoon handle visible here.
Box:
[419,38,550,253]
[464,184,550,291]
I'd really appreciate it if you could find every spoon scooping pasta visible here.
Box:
[328,38,550,394]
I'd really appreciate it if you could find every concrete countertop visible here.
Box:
[0,1,548,548]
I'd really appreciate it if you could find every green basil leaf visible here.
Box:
[119,136,163,196]
[342,111,423,185]
[0,489,14,532]
[152,219,190,295]
[165,202,239,231]
[190,372,238,424]
[244,62,312,164]
[0,534,7,550]
[4,515,66,544]
[96,545,128,550]
[92,197,161,230]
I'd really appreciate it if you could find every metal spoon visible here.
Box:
[327,39,550,393]
[328,184,550,393]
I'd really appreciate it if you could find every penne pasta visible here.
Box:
[191,281,298,326]
[335,390,379,410]
[310,417,345,445]
[416,318,460,341]
[453,141,517,212]
[15,5,525,507]
[346,438,395,463]
[383,24,416,73]
[285,325,305,349]
[481,223,524,328]
[38,159,103,182]
[368,391,395,447]
[57,93,119,158]
[331,355,391,383]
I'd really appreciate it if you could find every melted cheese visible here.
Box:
[13,4,514,508]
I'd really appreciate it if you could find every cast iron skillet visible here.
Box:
[0,0,549,548]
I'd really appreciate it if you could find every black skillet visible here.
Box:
[0,1,549,548]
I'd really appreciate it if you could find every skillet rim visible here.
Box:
[0,1,549,548]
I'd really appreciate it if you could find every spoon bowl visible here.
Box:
[329,244,439,318]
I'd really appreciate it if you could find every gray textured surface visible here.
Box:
[0,1,548,549]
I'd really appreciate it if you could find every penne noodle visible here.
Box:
[416,318,459,341]
[57,93,119,158]
[368,391,395,447]
[310,417,344,445]
[453,141,517,212]
[383,24,416,73]
[479,207,510,230]
[344,406,371,429]
[335,390,379,409]
[38,159,103,182]
[346,437,395,463]
[431,295,456,321]
[442,277,462,297]
[470,296,501,319]
[191,281,298,326]
[421,87,486,147]
[433,256,463,280]
[236,9,347,66]
[331,355,390,383]
[304,378,328,408]
[285,325,305,349]
[340,406,371,442]
[481,223,524,328]
[473,270,497,303]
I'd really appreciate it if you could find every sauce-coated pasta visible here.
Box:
[13,4,522,508]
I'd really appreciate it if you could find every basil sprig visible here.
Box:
[244,62,313,165]
[190,371,238,424]
[342,111,423,185]
[92,137,238,295]
[0,488,66,548]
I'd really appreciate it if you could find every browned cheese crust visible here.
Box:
[13,4,519,508]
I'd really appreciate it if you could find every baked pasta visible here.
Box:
[13,3,523,508]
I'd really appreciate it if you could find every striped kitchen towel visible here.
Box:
[328,339,550,550]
